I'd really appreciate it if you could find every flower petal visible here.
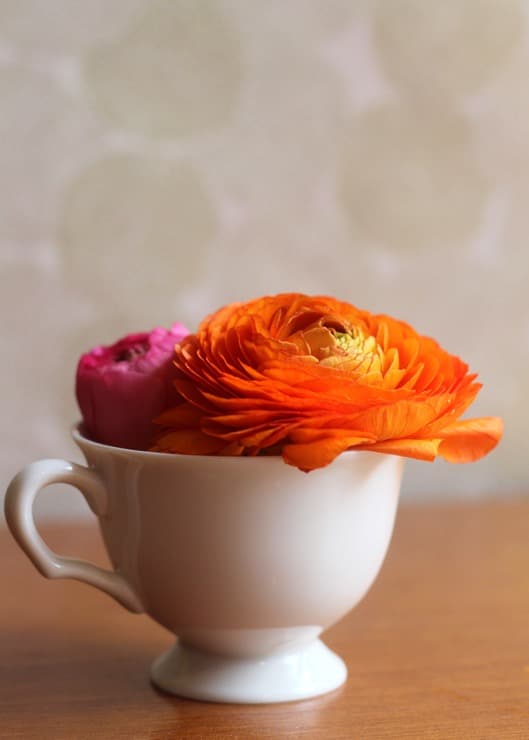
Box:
[152,429,228,455]
[356,438,441,461]
[282,433,374,471]
[438,417,504,463]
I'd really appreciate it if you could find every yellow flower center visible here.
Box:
[319,328,383,377]
[333,331,359,353]
[289,318,384,380]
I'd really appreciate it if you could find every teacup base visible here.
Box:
[151,638,347,703]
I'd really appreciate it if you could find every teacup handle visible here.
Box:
[4,459,143,613]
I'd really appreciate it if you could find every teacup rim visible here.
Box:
[71,422,379,465]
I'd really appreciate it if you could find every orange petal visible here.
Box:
[417,384,481,437]
[154,402,203,427]
[282,434,373,472]
[356,438,441,461]
[152,429,227,455]
[203,419,293,447]
[288,426,375,444]
[352,396,451,440]
[438,417,503,463]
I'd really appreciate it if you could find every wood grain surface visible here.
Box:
[1,500,529,739]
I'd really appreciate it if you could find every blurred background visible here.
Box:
[1,0,527,519]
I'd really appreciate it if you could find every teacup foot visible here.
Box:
[151,638,347,703]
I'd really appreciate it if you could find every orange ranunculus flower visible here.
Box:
[152,293,503,472]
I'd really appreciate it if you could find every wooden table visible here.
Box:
[2,500,529,739]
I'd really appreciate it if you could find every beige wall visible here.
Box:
[1,1,527,518]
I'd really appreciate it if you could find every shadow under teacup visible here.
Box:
[4,424,403,703]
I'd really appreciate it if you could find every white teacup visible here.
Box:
[5,426,403,703]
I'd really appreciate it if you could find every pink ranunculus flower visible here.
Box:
[76,323,189,450]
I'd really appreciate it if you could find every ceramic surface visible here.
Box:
[4,426,404,703]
